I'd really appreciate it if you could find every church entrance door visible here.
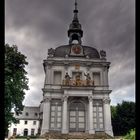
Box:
[69,101,85,132]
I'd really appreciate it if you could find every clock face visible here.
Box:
[72,44,81,54]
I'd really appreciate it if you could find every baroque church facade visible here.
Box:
[40,0,113,137]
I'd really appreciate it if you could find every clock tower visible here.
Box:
[68,0,84,57]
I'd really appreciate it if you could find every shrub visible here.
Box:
[124,128,135,139]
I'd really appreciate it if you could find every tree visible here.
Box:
[124,128,135,139]
[111,101,135,136]
[5,44,29,135]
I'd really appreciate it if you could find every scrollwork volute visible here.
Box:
[47,64,52,69]
[103,97,111,104]
[48,48,55,57]
[47,61,53,69]
[62,95,68,102]
[44,97,51,102]
[88,95,93,102]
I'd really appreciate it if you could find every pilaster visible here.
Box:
[103,97,113,137]
[41,97,51,135]
[62,95,68,134]
[88,95,95,134]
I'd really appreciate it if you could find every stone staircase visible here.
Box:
[40,132,113,139]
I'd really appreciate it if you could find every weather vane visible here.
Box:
[75,0,77,10]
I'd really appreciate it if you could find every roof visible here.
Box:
[53,44,100,58]
[15,106,40,120]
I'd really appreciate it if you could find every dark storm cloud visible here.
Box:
[5,0,135,106]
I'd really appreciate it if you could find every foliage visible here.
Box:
[5,44,29,135]
[124,128,135,139]
[111,105,116,119]
[111,101,135,136]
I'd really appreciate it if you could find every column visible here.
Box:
[62,96,68,134]
[41,97,51,135]
[103,97,113,137]
[88,96,95,134]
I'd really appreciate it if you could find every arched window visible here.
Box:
[23,128,28,136]
[69,101,85,132]
[13,128,17,136]
[25,112,29,116]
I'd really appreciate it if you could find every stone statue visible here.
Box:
[48,48,55,57]
[100,50,106,58]
[64,72,71,85]
[84,73,91,86]
[75,73,81,86]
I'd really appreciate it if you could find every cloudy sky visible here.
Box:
[5,0,135,106]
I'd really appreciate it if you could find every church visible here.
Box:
[39,0,113,137]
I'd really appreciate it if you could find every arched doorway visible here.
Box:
[23,128,28,136]
[69,101,85,132]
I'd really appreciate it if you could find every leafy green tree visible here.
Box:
[124,128,135,139]
[5,44,29,135]
[111,105,116,119]
[111,101,135,136]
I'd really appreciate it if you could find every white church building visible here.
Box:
[8,0,113,138]
[40,0,113,137]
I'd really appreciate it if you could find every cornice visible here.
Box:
[43,59,110,68]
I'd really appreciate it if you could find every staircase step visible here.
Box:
[41,132,112,139]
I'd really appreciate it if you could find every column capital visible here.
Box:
[62,95,68,102]
[47,64,52,69]
[103,97,111,104]
[44,97,51,102]
[64,62,70,70]
[47,61,54,69]
[88,95,93,102]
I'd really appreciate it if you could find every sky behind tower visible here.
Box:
[5,0,135,106]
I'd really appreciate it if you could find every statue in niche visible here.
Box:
[84,73,91,86]
[75,73,81,86]
[64,72,71,85]
[48,48,55,57]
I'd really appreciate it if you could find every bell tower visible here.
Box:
[68,0,84,56]
[68,0,83,45]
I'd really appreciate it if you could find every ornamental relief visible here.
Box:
[62,95,68,102]
[63,72,95,86]
[103,98,111,104]
[44,97,51,102]
[88,95,93,102]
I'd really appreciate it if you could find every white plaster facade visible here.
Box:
[8,107,40,137]
[8,120,39,137]
[40,1,114,137]
[40,57,113,137]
